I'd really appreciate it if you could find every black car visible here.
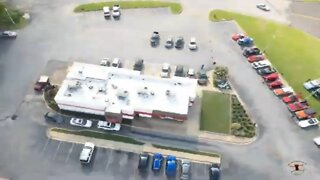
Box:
[138,153,149,170]
[174,65,185,77]
[243,47,261,57]
[257,66,276,75]
[44,112,64,123]
[175,37,184,49]
[133,59,144,71]
[209,163,220,180]
[150,31,160,47]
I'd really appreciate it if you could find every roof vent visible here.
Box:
[151,91,155,96]
[112,84,117,89]
[89,86,93,89]
[144,87,148,90]
[99,87,106,92]
[78,70,83,74]
[166,90,170,96]
[66,93,72,97]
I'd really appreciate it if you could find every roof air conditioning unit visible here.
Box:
[166,90,170,96]
[89,86,93,89]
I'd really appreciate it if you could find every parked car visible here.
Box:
[165,37,174,48]
[237,37,254,46]
[174,65,185,77]
[273,87,294,96]
[79,142,95,164]
[313,136,320,146]
[111,58,121,68]
[103,6,111,18]
[282,95,305,104]
[138,153,149,170]
[303,79,320,91]
[197,69,208,85]
[100,58,110,66]
[256,4,271,11]
[34,76,51,91]
[187,68,195,78]
[44,112,64,123]
[70,118,92,128]
[160,63,171,78]
[1,31,17,38]
[295,108,316,120]
[251,60,271,69]
[267,80,283,89]
[216,79,231,90]
[152,153,163,171]
[298,118,319,128]
[247,55,265,63]
[150,31,160,47]
[209,163,220,180]
[180,159,191,180]
[257,66,276,75]
[112,4,121,18]
[133,59,144,71]
[175,36,184,49]
[243,47,261,57]
[231,33,246,41]
[312,88,320,99]
[165,155,177,177]
[262,73,278,82]
[287,101,309,112]
[188,37,197,50]
[97,121,121,131]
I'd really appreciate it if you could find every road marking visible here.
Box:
[291,13,320,22]
[52,141,62,160]
[105,150,113,171]
[41,138,51,155]
[65,143,74,163]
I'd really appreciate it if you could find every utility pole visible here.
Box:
[4,8,15,25]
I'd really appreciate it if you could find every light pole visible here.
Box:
[4,8,15,25]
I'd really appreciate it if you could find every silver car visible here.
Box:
[180,159,191,180]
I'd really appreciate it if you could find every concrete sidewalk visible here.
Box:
[48,130,221,164]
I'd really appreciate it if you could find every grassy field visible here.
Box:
[209,10,320,115]
[74,1,182,14]
[0,3,26,29]
[51,128,145,145]
[200,91,231,134]
[152,144,220,157]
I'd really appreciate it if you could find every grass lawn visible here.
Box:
[152,144,220,157]
[0,3,26,29]
[51,128,145,145]
[209,10,320,115]
[200,91,231,134]
[74,1,182,14]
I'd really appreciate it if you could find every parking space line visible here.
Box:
[52,141,62,160]
[65,143,74,163]
[105,150,113,171]
[40,138,51,155]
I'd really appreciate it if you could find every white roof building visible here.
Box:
[54,62,198,121]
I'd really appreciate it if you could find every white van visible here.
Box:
[103,6,111,17]
[80,142,95,163]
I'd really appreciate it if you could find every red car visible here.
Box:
[263,73,279,82]
[282,95,305,104]
[231,33,246,41]
[267,80,283,89]
[247,55,265,63]
[288,101,309,112]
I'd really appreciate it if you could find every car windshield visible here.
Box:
[162,68,168,72]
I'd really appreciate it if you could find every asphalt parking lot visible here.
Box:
[37,138,211,180]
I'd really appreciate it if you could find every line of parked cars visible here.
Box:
[232,33,319,129]
[103,4,121,19]
[150,31,198,50]
[138,153,220,180]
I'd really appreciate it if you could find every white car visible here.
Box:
[298,118,319,128]
[112,4,121,18]
[100,58,109,66]
[256,4,270,11]
[1,31,17,38]
[70,118,92,128]
[103,6,111,17]
[79,142,95,163]
[188,37,197,50]
[313,136,320,146]
[97,121,121,131]
[187,68,195,78]
[111,58,121,68]
[160,63,170,78]
[251,60,271,69]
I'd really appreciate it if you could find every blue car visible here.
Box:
[237,37,254,46]
[152,153,163,171]
[165,155,177,176]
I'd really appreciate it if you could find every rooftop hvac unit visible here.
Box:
[68,81,81,90]
[98,87,106,92]
[166,90,170,96]
[117,90,129,99]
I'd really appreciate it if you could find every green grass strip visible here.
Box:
[51,128,145,145]
[74,1,182,14]
[152,144,220,158]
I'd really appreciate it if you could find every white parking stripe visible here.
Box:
[52,141,62,160]
[105,150,113,171]
[41,138,50,155]
[65,143,74,163]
